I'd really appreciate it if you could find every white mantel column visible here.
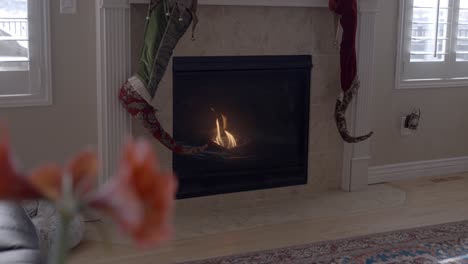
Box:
[341,0,379,191]
[96,0,132,183]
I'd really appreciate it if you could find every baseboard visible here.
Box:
[368,156,468,184]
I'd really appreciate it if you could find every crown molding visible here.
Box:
[128,0,328,7]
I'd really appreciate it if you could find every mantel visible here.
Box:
[104,0,378,11]
[127,0,328,7]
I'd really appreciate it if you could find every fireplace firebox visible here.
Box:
[173,55,312,199]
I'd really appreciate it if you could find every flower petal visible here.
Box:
[90,139,177,247]
[69,150,98,195]
[90,177,144,234]
[29,164,62,200]
[0,130,41,200]
[126,140,178,247]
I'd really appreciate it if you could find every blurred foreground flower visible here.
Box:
[0,129,177,263]
[90,140,177,247]
[0,132,42,200]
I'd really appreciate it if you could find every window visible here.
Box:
[0,0,51,107]
[396,0,468,88]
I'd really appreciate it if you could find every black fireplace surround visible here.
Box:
[173,55,312,199]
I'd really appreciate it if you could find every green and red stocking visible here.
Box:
[118,0,205,154]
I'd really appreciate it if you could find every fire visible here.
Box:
[213,113,238,149]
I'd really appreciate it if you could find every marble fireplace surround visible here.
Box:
[96,0,379,196]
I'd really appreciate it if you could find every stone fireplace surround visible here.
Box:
[96,0,378,204]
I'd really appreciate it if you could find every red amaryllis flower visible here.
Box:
[0,132,42,200]
[90,139,177,247]
[29,150,98,200]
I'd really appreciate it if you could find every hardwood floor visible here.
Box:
[70,173,468,264]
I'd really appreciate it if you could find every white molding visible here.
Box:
[0,0,52,108]
[368,156,468,184]
[358,0,379,12]
[129,0,328,7]
[398,79,468,89]
[395,0,407,91]
[100,0,130,8]
[96,0,132,183]
[0,93,52,108]
[341,1,379,191]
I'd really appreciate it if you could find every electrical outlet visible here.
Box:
[401,116,413,136]
[60,0,76,14]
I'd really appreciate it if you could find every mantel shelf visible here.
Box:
[128,0,328,7]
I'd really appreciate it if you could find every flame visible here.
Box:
[213,114,237,149]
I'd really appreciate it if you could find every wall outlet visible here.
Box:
[401,116,413,136]
[60,0,76,14]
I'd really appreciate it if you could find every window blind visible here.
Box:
[401,0,468,82]
[410,0,450,62]
[0,0,51,106]
[0,0,29,72]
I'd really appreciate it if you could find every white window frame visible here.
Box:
[0,0,51,107]
[396,0,468,89]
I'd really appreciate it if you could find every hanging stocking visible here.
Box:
[119,0,205,154]
[329,0,373,143]
[119,82,205,154]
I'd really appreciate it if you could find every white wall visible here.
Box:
[371,0,468,166]
[0,0,97,170]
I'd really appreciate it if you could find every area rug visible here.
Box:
[180,220,468,264]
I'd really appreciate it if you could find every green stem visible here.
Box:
[48,213,72,264]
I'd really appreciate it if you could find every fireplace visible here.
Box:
[173,55,312,199]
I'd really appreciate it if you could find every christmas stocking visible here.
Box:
[329,0,373,143]
[119,0,205,154]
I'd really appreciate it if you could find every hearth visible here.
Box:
[173,55,312,199]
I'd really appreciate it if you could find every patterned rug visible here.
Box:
[180,220,468,264]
